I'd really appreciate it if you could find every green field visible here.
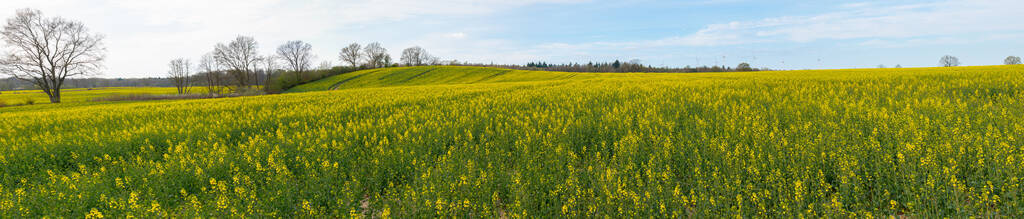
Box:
[286,66,603,92]
[1,65,1023,217]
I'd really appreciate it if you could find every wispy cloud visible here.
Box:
[544,0,1022,49]
[683,0,1022,44]
[444,32,467,39]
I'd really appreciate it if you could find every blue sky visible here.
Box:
[1,0,1021,78]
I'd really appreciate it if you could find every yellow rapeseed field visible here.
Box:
[0,87,217,106]
[1,65,1022,217]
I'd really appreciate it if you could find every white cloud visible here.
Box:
[444,32,467,39]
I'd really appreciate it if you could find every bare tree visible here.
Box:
[318,61,333,70]
[428,56,441,65]
[400,46,432,66]
[213,36,261,88]
[198,53,224,95]
[261,54,277,87]
[276,40,313,81]
[363,42,389,68]
[1006,56,1022,65]
[0,9,105,103]
[167,58,192,94]
[339,43,362,67]
[939,55,960,67]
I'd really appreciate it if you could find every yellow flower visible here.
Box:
[85,208,104,219]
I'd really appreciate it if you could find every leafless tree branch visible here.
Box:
[339,43,361,67]
[167,58,191,94]
[277,40,313,81]
[213,36,261,88]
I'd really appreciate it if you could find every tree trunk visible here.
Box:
[49,89,61,103]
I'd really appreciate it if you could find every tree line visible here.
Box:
[165,38,449,95]
[166,36,313,95]
[937,55,1021,67]
[460,59,761,73]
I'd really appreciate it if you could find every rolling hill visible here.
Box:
[286,66,604,92]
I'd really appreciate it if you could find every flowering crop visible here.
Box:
[1,65,1023,217]
[0,87,218,105]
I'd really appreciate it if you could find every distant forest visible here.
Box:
[453,60,762,73]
